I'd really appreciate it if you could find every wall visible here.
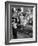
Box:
[0,0,38,46]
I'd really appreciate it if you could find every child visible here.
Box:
[12,19,17,39]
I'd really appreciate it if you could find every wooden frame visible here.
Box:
[5,1,37,45]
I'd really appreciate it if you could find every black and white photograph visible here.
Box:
[11,6,33,39]
[5,1,37,44]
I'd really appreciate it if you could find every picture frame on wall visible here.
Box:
[5,1,37,45]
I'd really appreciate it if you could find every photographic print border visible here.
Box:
[5,1,37,45]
